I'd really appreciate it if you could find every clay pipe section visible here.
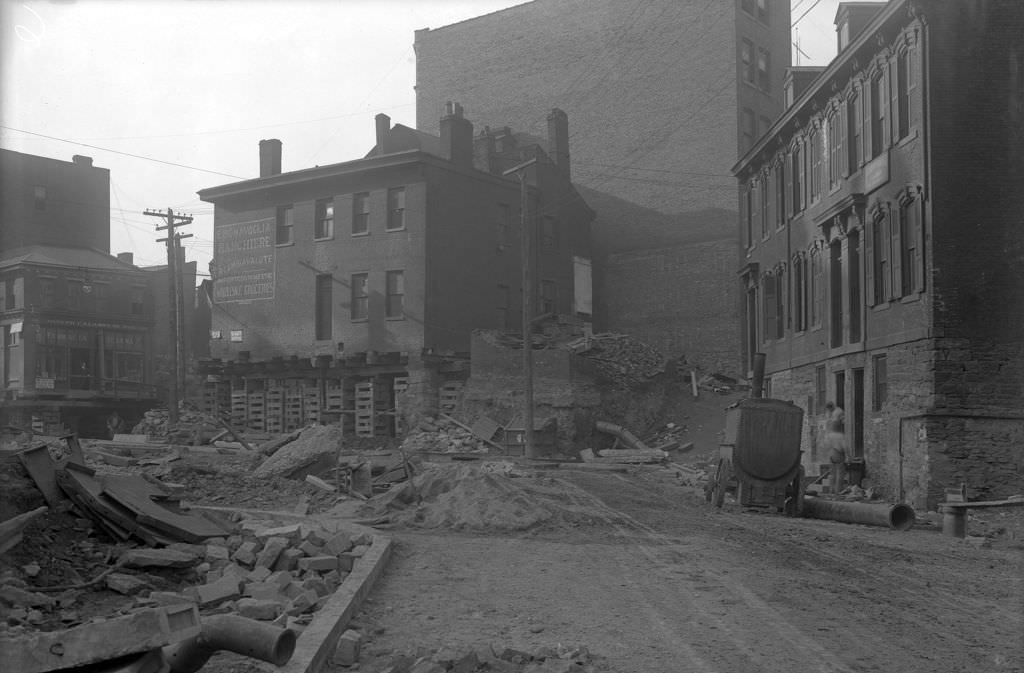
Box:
[803,496,916,531]
[161,614,296,673]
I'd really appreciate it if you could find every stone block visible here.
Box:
[337,553,357,572]
[332,629,362,666]
[274,548,304,571]
[280,581,304,600]
[255,537,288,569]
[105,572,150,596]
[298,540,323,557]
[231,541,259,566]
[204,544,230,562]
[322,569,342,591]
[236,597,282,621]
[226,534,244,552]
[266,570,294,588]
[120,548,199,569]
[0,585,56,607]
[246,582,285,602]
[167,542,207,557]
[301,576,329,597]
[248,566,271,582]
[285,589,319,616]
[323,531,353,555]
[298,555,340,573]
[349,544,370,557]
[452,651,480,673]
[220,563,249,583]
[256,523,301,544]
[196,577,243,608]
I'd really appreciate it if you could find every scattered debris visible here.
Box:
[364,642,606,673]
[253,424,343,479]
[0,506,48,555]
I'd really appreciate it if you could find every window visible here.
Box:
[815,365,827,415]
[116,353,144,383]
[848,94,861,173]
[229,330,243,342]
[498,203,511,247]
[130,287,144,315]
[791,144,803,214]
[872,354,888,411]
[756,0,768,23]
[763,272,783,341]
[741,108,755,149]
[810,247,823,327]
[793,255,806,332]
[68,280,83,308]
[827,113,841,189]
[830,241,843,348]
[352,192,369,235]
[848,230,861,343]
[760,116,772,137]
[541,280,556,315]
[870,71,886,158]
[39,278,55,308]
[276,205,294,245]
[386,187,405,231]
[497,284,510,330]
[810,129,822,201]
[351,273,369,320]
[385,271,404,318]
[541,216,558,252]
[741,0,754,15]
[871,206,891,304]
[896,50,911,140]
[93,283,108,313]
[315,199,334,239]
[5,325,20,348]
[757,48,771,92]
[741,40,755,85]
[315,274,333,340]
[775,163,786,227]
[760,173,770,238]
[745,183,754,248]
[899,196,923,294]
[34,185,47,211]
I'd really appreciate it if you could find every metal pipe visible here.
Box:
[750,352,766,399]
[803,495,916,531]
[161,614,296,673]
[595,421,651,452]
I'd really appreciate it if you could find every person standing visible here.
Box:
[824,402,847,495]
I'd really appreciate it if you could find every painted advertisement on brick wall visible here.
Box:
[213,217,275,302]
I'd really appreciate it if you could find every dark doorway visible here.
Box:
[834,370,846,412]
[70,348,93,390]
[852,368,865,458]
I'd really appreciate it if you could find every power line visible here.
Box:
[0,126,245,179]
[792,0,824,27]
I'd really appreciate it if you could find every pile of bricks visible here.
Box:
[569,333,666,389]
[131,522,373,631]
[399,416,489,454]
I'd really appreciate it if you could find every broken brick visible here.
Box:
[236,598,281,621]
[231,541,259,566]
[255,537,288,569]
[274,548,304,572]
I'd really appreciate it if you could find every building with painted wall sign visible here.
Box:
[196,105,594,437]
[732,0,1024,509]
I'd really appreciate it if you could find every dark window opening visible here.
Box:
[352,192,369,235]
[315,274,333,340]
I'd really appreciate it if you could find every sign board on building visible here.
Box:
[213,217,275,303]
[35,378,55,389]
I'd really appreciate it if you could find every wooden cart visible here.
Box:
[705,397,806,514]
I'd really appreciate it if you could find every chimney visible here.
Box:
[258,139,282,177]
[375,113,391,155]
[440,101,474,167]
[72,155,93,167]
[116,252,134,265]
[835,2,886,52]
[547,108,570,178]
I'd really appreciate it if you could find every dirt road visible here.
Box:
[341,467,1022,672]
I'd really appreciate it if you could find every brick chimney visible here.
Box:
[72,155,93,167]
[547,108,570,178]
[440,102,474,167]
[835,2,885,52]
[116,252,134,265]
[258,139,282,177]
[375,113,391,155]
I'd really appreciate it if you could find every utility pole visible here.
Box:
[502,158,538,459]
[144,207,193,425]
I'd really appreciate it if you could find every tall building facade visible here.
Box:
[732,0,1024,508]
[414,0,791,372]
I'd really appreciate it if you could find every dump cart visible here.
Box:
[705,353,806,514]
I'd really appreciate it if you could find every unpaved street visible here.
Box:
[342,468,1023,673]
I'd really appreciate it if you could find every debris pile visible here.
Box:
[254,424,343,479]
[644,421,692,452]
[566,333,667,388]
[356,642,605,672]
[399,416,491,454]
[130,407,221,442]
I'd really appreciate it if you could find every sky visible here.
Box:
[1,0,843,278]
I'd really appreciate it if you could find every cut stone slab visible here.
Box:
[205,544,230,562]
[255,536,289,569]
[248,566,272,582]
[257,523,302,543]
[120,547,200,569]
[286,589,320,616]
[147,591,196,606]
[332,629,362,666]
[231,541,259,566]
[298,555,340,573]
[0,584,56,608]
[255,424,343,478]
[237,597,282,621]
[105,572,150,595]
[298,540,323,557]
[275,548,305,571]
[323,532,353,555]
[196,577,243,608]
[266,570,294,588]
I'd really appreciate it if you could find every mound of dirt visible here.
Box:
[358,463,605,533]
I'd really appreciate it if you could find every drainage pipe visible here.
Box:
[594,421,651,452]
[803,495,916,531]
[162,614,296,673]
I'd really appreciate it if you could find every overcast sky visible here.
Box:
[1,0,842,276]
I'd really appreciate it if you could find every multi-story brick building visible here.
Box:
[0,150,159,435]
[196,105,593,436]
[732,0,1024,509]
[413,0,792,372]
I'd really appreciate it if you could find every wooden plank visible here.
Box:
[113,433,154,444]
[0,506,48,554]
[17,445,64,507]
[56,470,141,542]
[940,499,1024,509]
[101,474,229,543]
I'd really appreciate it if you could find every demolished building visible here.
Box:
[196,105,595,437]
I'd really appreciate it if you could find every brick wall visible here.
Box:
[600,238,739,375]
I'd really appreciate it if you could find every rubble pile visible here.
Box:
[399,416,490,454]
[254,424,343,478]
[130,407,221,443]
[566,333,667,389]
[644,421,691,451]
[358,642,605,673]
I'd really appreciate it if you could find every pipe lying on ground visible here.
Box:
[162,614,296,673]
[803,495,916,531]
[594,420,651,452]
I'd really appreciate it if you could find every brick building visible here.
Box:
[196,105,593,436]
[413,0,791,371]
[0,150,159,435]
[732,0,1024,508]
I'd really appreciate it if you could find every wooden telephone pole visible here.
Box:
[144,208,193,424]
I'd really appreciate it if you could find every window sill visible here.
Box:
[275,241,294,248]
[385,227,407,233]
[350,318,368,324]
[870,301,892,312]
[385,316,405,321]
[896,129,919,148]
[900,291,923,304]
[314,236,335,243]
[351,232,369,238]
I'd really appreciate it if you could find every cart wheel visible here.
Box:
[711,459,731,508]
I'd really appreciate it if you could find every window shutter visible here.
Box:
[880,66,890,149]
[839,104,848,177]
[784,156,793,218]
[915,197,925,292]
[890,59,901,145]
[864,217,875,306]
[862,82,872,158]
[891,205,903,298]
[765,276,777,341]
[908,47,919,133]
